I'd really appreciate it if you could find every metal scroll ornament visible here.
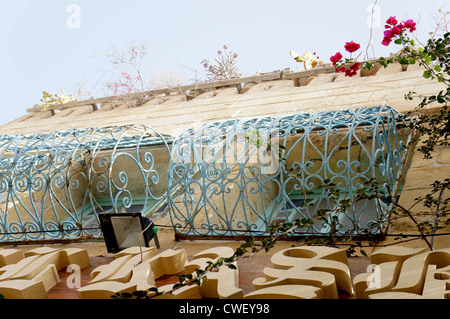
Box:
[0,125,171,242]
[167,105,411,237]
[0,105,411,242]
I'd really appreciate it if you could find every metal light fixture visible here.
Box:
[98,212,160,254]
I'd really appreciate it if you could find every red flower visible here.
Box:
[330,52,343,66]
[385,16,398,28]
[344,62,360,77]
[391,26,403,36]
[403,19,416,32]
[335,62,360,77]
[381,18,416,46]
[351,62,360,70]
[344,69,354,77]
[344,41,360,53]
[382,37,392,46]
[384,30,392,38]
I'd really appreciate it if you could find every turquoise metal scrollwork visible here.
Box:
[0,105,412,242]
[167,105,411,237]
[0,125,171,242]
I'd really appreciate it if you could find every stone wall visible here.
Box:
[389,139,450,237]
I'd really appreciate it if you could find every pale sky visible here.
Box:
[0,0,448,127]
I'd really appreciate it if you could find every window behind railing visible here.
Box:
[0,125,171,243]
[167,105,412,238]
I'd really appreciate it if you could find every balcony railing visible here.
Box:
[0,125,171,242]
[167,105,412,238]
[0,105,412,243]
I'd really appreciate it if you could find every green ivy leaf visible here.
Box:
[364,62,374,70]
[398,57,409,65]
[378,57,388,68]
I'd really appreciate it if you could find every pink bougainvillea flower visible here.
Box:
[344,69,354,77]
[330,52,343,65]
[382,37,392,46]
[390,26,403,36]
[385,16,398,27]
[403,19,416,32]
[382,30,394,46]
[346,70,354,77]
[344,41,360,53]
[344,62,360,77]
[335,62,360,77]
[381,17,416,46]
[351,62,361,72]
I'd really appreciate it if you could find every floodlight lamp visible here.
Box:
[98,212,160,254]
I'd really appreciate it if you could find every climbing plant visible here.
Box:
[114,11,450,299]
[329,13,450,251]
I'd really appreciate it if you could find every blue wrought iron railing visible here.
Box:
[0,125,172,242]
[0,105,412,243]
[167,105,412,238]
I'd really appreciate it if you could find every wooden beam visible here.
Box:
[26,67,342,114]
[282,65,336,80]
